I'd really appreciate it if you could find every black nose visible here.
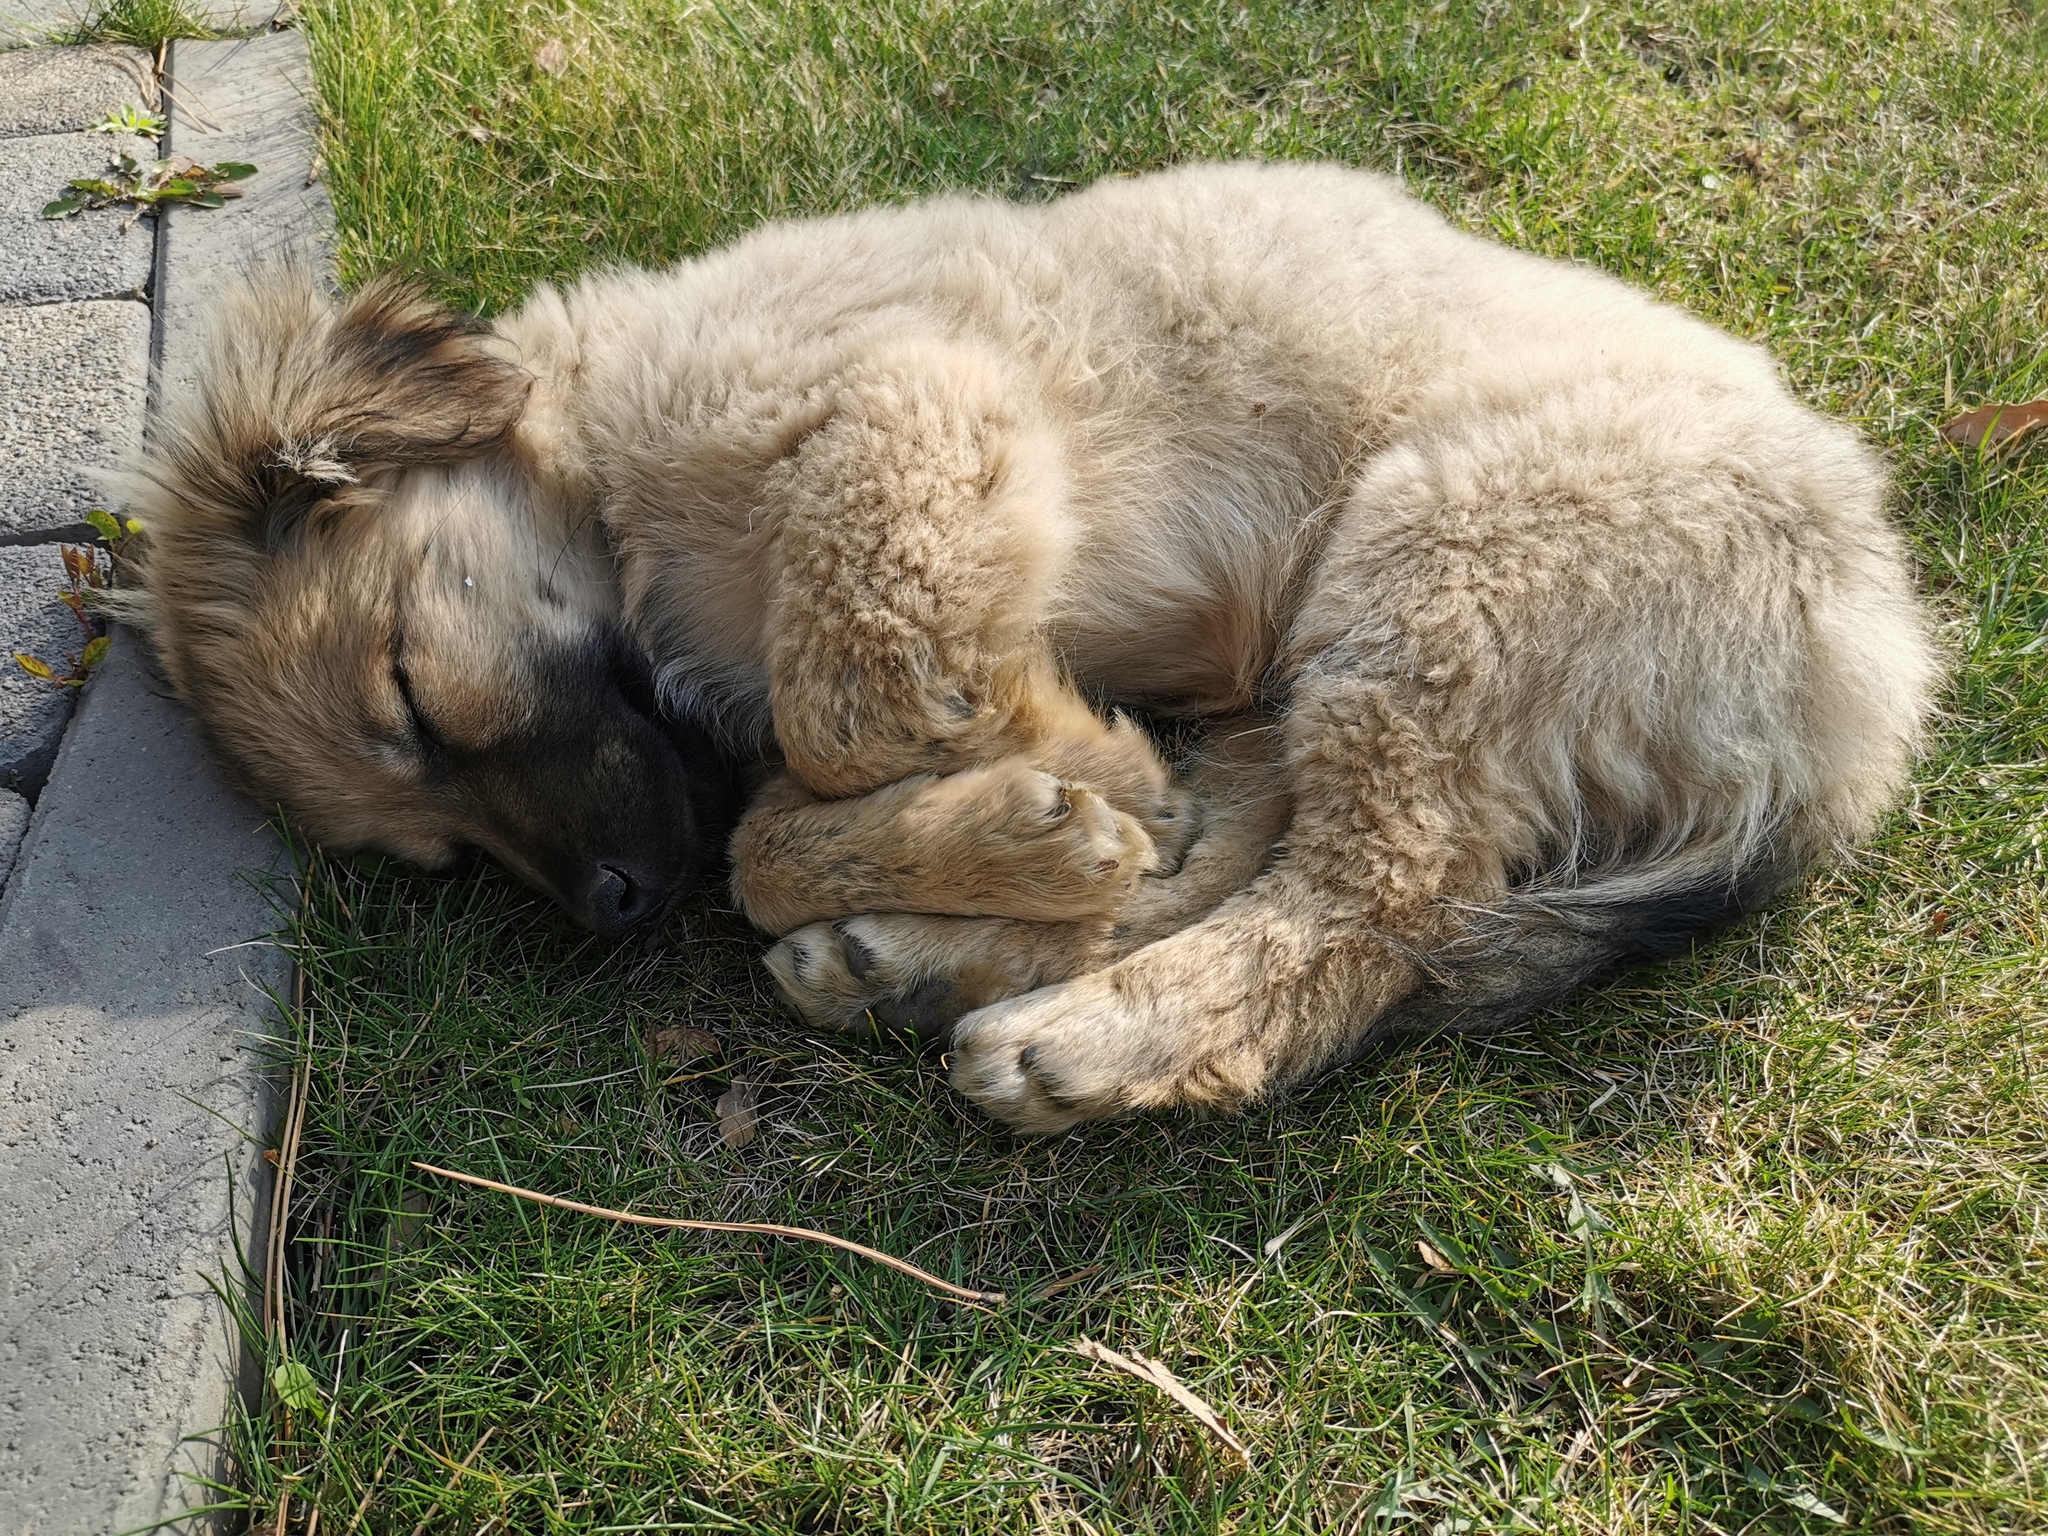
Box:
[586,861,669,938]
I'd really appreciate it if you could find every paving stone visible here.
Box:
[0,543,85,797]
[0,0,79,49]
[0,131,156,304]
[0,42,150,131]
[0,298,150,536]
[156,31,334,408]
[0,632,288,1533]
[0,787,29,892]
[0,28,320,1531]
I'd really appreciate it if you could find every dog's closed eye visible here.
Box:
[391,652,446,754]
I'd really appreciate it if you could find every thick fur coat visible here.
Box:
[128,162,1935,1131]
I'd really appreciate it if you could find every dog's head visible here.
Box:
[119,273,738,936]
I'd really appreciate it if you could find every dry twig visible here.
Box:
[411,1162,1007,1304]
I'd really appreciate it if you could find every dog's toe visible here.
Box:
[764,916,975,1041]
[949,983,1135,1133]
[763,921,868,1027]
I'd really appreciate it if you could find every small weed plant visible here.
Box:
[91,102,167,138]
[42,152,254,219]
[13,512,143,691]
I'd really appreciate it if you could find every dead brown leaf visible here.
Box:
[1417,1238,1458,1275]
[534,37,568,75]
[1072,1338,1254,1468]
[1940,398,2048,452]
[649,1024,720,1067]
[716,1079,761,1148]
[390,1188,432,1253]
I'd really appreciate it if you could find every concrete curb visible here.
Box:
[156,31,334,407]
[0,28,326,1534]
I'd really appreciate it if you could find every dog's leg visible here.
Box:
[729,760,1159,934]
[759,721,1292,1033]
[940,506,1540,1132]
[944,382,1879,1132]
[947,617,1526,1132]
[758,347,1187,855]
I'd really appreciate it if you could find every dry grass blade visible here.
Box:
[1418,1238,1458,1275]
[1026,1263,1105,1304]
[341,1441,399,1536]
[1072,1337,1255,1468]
[408,1426,494,1536]
[1940,398,2048,451]
[411,1162,1006,1303]
[265,965,313,1351]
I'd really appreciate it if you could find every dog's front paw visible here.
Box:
[948,978,1145,1133]
[1139,783,1204,878]
[763,915,991,1042]
[978,767,1157,918]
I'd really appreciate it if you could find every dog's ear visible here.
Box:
[278,274,532,477]
[136,269,532,555]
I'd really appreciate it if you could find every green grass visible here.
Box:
[218,1,2048,1530]
[60,0,220,47]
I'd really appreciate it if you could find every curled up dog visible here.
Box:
[117,162,1936,1132]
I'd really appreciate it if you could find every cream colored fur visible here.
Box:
[130,162,1937,1132]
[498,162,1932,1128]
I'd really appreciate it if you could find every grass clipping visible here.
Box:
[1072,1337,1255,1469]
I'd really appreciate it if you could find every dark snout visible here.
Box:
[468,625,740,937]
[584,859,671,935]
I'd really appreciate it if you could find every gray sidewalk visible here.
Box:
[0,43,153,830]
[0,27,325,1533]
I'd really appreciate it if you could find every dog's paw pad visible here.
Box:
[763,921,889,1027]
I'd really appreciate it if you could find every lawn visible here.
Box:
[185,0,2048,1530]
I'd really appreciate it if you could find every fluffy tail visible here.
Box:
[1373,830,1817,1039]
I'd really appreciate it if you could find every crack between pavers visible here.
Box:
[144,52,170,436]
[0,285,155,307]
[0,524,97,547]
